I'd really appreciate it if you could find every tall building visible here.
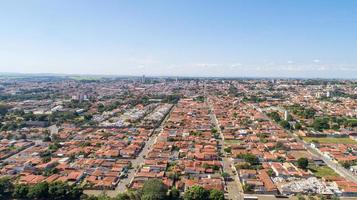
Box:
[141,75,145,83]
[284,110,289,121]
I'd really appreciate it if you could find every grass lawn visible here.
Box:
[224,140,241,145]
[303,137,357,144]
[308,165,339,178]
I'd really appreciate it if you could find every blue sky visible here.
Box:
[0,0,356,78]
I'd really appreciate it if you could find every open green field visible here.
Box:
[308,165,339,178]
[303,137,357,144]
[224,140,241,145]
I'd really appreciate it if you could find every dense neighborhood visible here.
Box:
[0,76,357,200]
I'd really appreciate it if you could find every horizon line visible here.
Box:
[0,71,356,81]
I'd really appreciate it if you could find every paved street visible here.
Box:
[208,98,244,200]
[4,140,42,162]
[260,105,357,183]
[84,106,173,197]
[301,138,357,183]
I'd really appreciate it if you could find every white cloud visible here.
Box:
[313,59,321,63]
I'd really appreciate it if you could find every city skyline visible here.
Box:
[0,0,357,78]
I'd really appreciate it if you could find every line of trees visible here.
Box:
[0,177,225,200]
[0,177,82,200]
[86,179,224,200]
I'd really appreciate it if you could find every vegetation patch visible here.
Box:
[308,165,339,178]
[303,137,357,144]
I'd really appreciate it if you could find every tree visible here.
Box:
[317,194,326,200]
[12,184,29,199]
[126,191,141,200]
[0,176,13,198]
[313,118,330,131]
[184,186,209,200]
[307,195,315,200]
[242,184,253,193]
[88,194,113,200]
[209,189,224,200]
[294,122,302,130]
[211,128,218,134]
[43,135,52,142]
[238,153,259,166]
[297,157,309,170]
[276,156,286,163]
[221,172,230,181]
[116,193,130,200]
[67,185,83,200]
[27,182,49,199]
[279,120,290,129]
[341,161,352,169]
[268,112,281,122]
[48,181,82,200]
[41,156,51,163]
[169,187,180,200]
[141,179,168,200]
[202,163,210,169]
[267,169,274,176]
[297,193,306,200]
[224,147,231,154]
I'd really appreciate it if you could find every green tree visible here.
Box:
[48,181,82,200]
[43,135,52,142]
[242,184,253,192]
[317,194,326,200]
[294,122,302,130]
[27,182,49,199]
[0,176,13,198]
[183,186,209,200]
[238,153,259,166]
[116,193,130,200]
[268,112,281,122]
[224,147,231,154]
[307,194,315,200]
[67,185,83,200]
[169,187,180,200]
[126,191,141,200]
[279,120,290,129]
[92,194,113,200]
[209,189,224,200]
[12,184,29,199]
[141,179,168,200]
[221,172,230,181]
[211,128,217,134]
[276,156,286,163]
[297,157,309,170]
[297,193,306,200]
[313,118,330,131]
